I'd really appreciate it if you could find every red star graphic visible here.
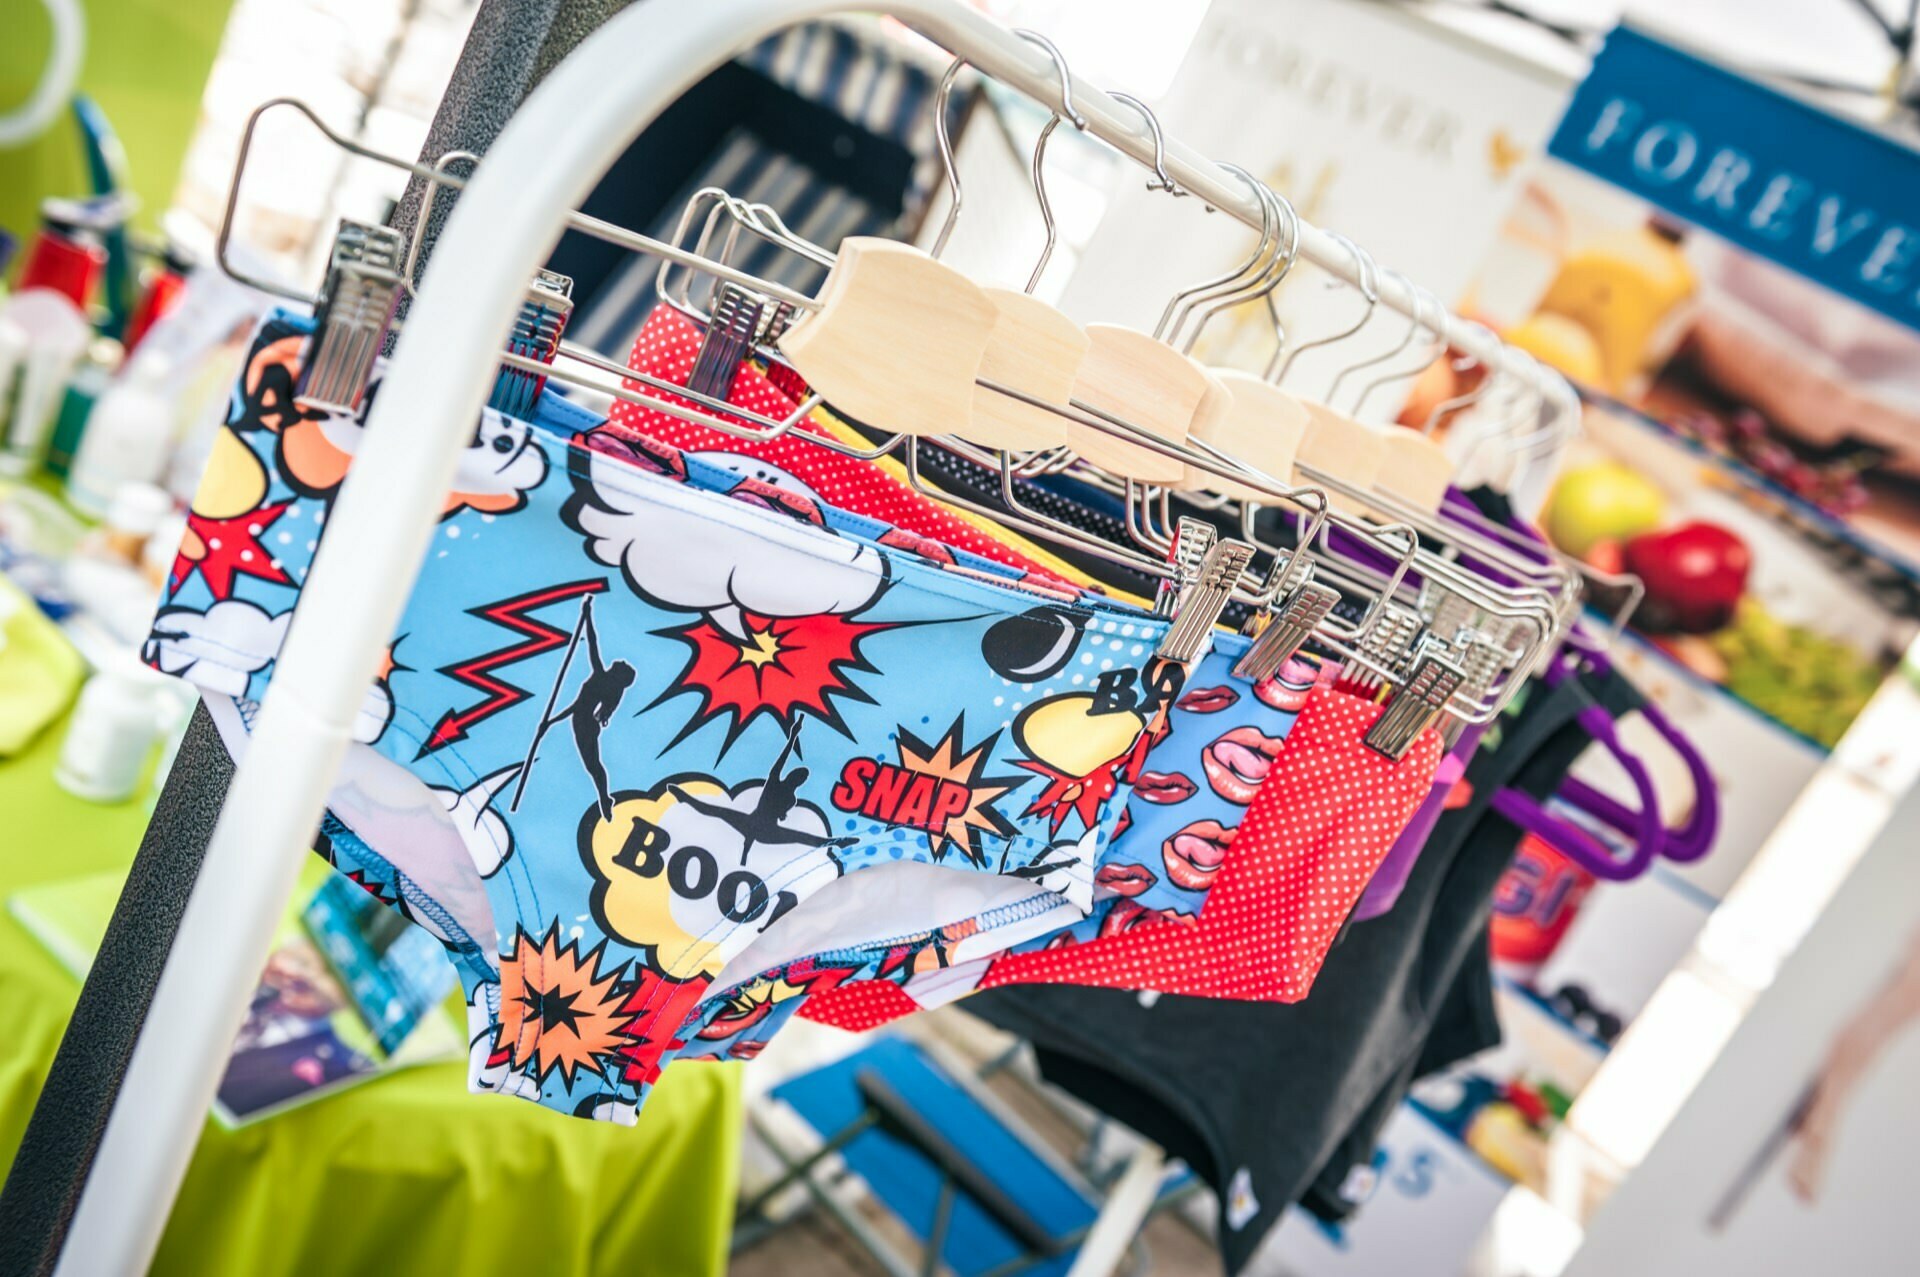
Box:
[175,502,295,599]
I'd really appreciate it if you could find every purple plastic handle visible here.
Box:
[1560,649,1721,863]
[1490,693,1667,881]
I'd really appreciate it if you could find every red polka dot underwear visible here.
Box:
[611,305,1083,587]
[791,691,1445,1032]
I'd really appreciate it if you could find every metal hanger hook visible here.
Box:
[1155,162,1272,343]
[1108,92,1183,196]
[1420,321,1497,436]
[1184,174,1300,354]
[1013,29,1087,129]
[929,57,969,259]
[1328,269,1421,410]
[1270,231,1377,385]
[1015,30,1086,293]
[1354,285,1446,416]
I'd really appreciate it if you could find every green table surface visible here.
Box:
[0,713,742,1276]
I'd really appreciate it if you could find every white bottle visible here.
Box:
[57,667,164,803]
[0,296,92,475]
[67,354,176,518]
[0,215,102,474]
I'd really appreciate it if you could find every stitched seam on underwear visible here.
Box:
[612,814,1119,1094]
[328,703,1085,1104]
[166,654,1105,945]
[591,404,1085,596]
[695,887,1082,1044]
[331,701,541,1036]
[160,557,1151,1096]
[319,810,497,983]
[693,887,1066,1025]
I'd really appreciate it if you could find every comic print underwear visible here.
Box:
[633,639,1323,1058]
[209,615,1329,1115]
[148,313,1194,1122]
[199,606,1330,1099]
[796,691,1446,1031]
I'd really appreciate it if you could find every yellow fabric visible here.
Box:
[0,573,84,756]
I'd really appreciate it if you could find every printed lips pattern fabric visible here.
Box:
[790,654,1323,1026]
[798,691,1446,1033]
[1103,664,1317,918]
[145,313,1173,1125]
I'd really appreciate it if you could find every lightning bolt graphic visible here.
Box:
[419,579,608,757]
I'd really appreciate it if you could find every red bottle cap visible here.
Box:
[17,228,105,310]
[124,270,189,354]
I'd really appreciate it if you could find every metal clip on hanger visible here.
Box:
[1366,640,1469,758]
[1258,256,1573,713]
[296,219,406,414]
[217,92,1559,743]
[1180,174,1310,508]
[644,176,1307,607]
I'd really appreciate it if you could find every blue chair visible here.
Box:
[736,1037,1191,1277]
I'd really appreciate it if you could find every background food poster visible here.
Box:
[1459,24,1920,890]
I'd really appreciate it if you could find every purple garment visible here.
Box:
[1351,721,1486,921]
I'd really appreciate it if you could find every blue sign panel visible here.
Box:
[1550,25,1920,332]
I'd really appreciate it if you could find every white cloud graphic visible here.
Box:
[143,601,290,696]
[432,764,522,878]
[571,446,883,640]
[320,384,548,512]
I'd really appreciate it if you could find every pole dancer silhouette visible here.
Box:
[669,720,856,864]
[514,595,633,819]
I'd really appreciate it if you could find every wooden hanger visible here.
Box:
[1068,324,1216,483]
[967,289,1087,450]
[778,237,997,438]
[1371,424,1453,512]
[1295,401,1387,513]
[925,51,1088,452]
[1188,368,1308,500]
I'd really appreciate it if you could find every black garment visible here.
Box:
[970,664,1642,1273]
[891,446,1275,628]
[1297,663,1643,1224]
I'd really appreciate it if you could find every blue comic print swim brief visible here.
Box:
[148,312,1212,1122]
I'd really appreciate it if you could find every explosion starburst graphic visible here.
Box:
[173,503,296,599]
[613,964,713,1087]
[894,718,1022,864]
[495,924,632,1087]
[1015,756,1126,837]
[651,606,896,754]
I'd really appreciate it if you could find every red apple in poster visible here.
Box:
[1622,521,1752,634]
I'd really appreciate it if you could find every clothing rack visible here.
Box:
[23,2,1577,1273]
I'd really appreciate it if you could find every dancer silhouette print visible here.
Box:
[669,720,857,864]
[516,595,634,820]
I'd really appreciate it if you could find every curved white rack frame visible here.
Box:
[57,3,1576,1272]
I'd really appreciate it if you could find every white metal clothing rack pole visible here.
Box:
[54,2,1575,1273]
